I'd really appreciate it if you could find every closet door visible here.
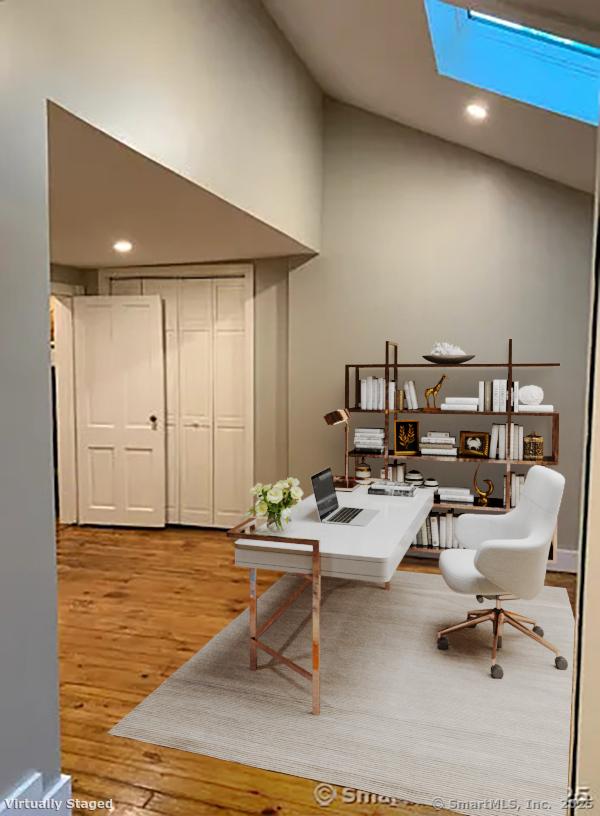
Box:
[143,279,180,523]
[74,296,166,527]
[178,279,214,525]
[213,279,253,527]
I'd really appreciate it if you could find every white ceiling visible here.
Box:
[48,104,312,269]
[264,0,597,193]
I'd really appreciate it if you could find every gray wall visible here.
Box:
[255,259,290,483]
[0,0,321,798]
[289,101,593,552]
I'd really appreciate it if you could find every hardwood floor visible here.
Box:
[57,525,577,816]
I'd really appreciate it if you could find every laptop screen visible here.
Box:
[311,468,339,521]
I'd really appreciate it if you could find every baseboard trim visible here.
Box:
[0,772,72,816]
[548,548,579,574]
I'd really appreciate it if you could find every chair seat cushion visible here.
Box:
[439,549,504,596]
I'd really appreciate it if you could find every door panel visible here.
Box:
[178,280,214,525]
[75,296,165,526]
[180,424,213,525]
[213,280,252,527]
[165,422,179,523]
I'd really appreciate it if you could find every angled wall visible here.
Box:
[0,0,321,799]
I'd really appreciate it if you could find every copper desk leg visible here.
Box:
[312,551,321,715]
[249,568,257,670]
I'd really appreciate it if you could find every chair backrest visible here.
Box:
[475,465,565,599]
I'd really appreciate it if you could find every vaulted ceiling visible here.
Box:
[264,0,597,192]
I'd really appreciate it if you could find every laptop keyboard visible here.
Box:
[328,507,362,524]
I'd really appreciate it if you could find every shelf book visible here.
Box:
[343,339,559,559]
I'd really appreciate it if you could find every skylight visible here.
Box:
[424,0,600,125]
[469,10,600,60]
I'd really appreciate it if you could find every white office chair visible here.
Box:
[436,465,568,679]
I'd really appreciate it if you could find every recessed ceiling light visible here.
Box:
[113,239,133,253]
[466,102,488,121]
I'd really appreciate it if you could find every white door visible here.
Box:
[74,296,166,526]
[178,279,214,525]
[213,279,253,527]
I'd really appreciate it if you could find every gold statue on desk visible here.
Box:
[473,463,494,506]
[424,374,446,411]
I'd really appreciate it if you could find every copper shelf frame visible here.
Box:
[227,516,322,715]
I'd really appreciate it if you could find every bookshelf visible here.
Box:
[343,339,560,552]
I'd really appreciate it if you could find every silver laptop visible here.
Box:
[311,468,378,526]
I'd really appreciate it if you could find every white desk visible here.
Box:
[235,486,433,582]
[228,486,433,714]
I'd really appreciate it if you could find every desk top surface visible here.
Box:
[235,486,434,563]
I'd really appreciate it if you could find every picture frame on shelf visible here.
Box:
[394,420,420,456]
[458,430,490,459]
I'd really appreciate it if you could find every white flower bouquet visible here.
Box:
[250,478,304,531]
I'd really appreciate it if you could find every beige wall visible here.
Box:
[255,259,290,483]
[0,0,321,798]
[289,102,593,557]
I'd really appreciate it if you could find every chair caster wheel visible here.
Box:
[437,636,449,651]
[533,625,544,637]
[497,636,502,649]
[555,656,568,670]
[491,664,504,679]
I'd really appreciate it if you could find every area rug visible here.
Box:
[111,572,574,816]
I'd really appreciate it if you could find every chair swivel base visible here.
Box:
[436,603,569,679]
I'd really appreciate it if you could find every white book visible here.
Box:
[366,376,373,410]
[498,424,506,459]
[441,404,478,412]
[421,436,456,443]
[478,380,484,412]
[421,448,458,456]
[445,512,453,547]
[445,396,479,404]
[519,425,524,460]
[439,516,447,549]
[518,404,554,413]
[513,381,519,413]
[409,380,419,410]
[431,516,440,547]
[511,472,516,508]
[379,377,385,410]
[492,379,500,412]
[360,379,367,410]
[403,380,413,410]
[509,422,516,460]
[388,381,395,410]
[438,493,475,503]
[425,431,450,437]
[489,424,499,459]
[499,380,507,412]
[437,486,471,495]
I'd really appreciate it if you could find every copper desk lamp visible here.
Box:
[323,408,358,490]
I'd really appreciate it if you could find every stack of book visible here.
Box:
[402,380,419,410]
[354,427,386,453]
[489,423,525,460]
[510,472,526,507]
[369,480,415,497]
[436,486,475,504]
[420,431,457,457]
[359,377,396,410]
[440,396,478,412]
[413,511,461,549]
